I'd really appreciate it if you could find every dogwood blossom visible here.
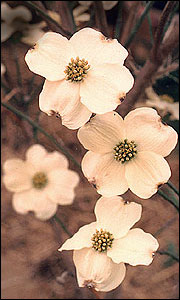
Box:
[1,2,45,45]
[59,196,159,291]
[77,107,178,199]
[25,27,134,129]
[3,144,79,220]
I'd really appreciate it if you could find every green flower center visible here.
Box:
[113,139,137,163]
[91,229,114,252]
[32,172,48,189]
[64,56,90,82]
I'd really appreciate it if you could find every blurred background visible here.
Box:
[1,1,179,299]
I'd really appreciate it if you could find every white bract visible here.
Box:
[59,196,159,292]
[3,144,79,220]
[1,2,45,45]
[25,27,134,129]
[77,107,178,199]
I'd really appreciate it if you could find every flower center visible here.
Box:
[91,229,114,252]
[32,172,48,189]
[113,139,137,163]
[64,56,90,82]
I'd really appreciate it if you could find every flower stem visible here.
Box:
[53,215,72,237]
[166,180,179,196]
[1,101,81,170]
[157,250,179,262]
[125,1,155,48]
[157,189,179,212]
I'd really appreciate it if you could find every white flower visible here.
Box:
[136,86,179,121]
[59,196,159,292]
[2,144,79,220]
[77,107,178,199]
[25,27,134,129]
[1,2,45,45]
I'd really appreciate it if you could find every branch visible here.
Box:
[119,19,179,117]
[152,1,178,62]
[25,1,72,37]
[93,1,110,37]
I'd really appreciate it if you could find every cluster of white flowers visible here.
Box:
[3,24,178,294]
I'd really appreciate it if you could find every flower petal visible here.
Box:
[27,144,69,172]
[25,32,75,81]
[124,107,178,157]
[95,196,142,239]
[80,64,134,114]
[125,151,171,199]
[12,189,57,220]
[77,111,125,153]
[26,144,47,168]
[39,79,91,129]
[70,27,128,66]
[58,222,97,251]
[47,169,79,205]
[73,247,126,292]
[39,79,80,115]
[3,159,34,193]
[108,228,159,266]
[81,151,129,197]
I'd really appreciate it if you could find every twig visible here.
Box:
[125,1,155,48]
[157,250,179,262]
[93,1,110,37]
[118,23,179,117]
[25,1,72,37]
[157,189,179,212]
[152,1,178,62]
[114,1,123,40]
[53,215,72,237]
[1,101,81,170]
[166,181,179,196]
[2,88,20,103]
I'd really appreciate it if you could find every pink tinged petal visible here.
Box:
[108,228,159,266]
[95,196,142,239]
[47,169,79,205]
[124,107,178,157]
[3,159,34,193]
[41,151,69,172]
[125,151,171,199]
[73,248,126,292]
[77,111,125,153]
[70,27,128,66]
[12,189,57,220]
[81,151,129,197]
[58,222,97,251]
[25,32,76,81]
[80,64,134,114]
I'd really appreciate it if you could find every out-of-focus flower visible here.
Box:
[77,107,178,199]
[136,86,179,121]
[1,63,6,76]
[1,2,45,45]
[2,144,79,220]
[78,1,118,10]
[59,196,159,292]
[25,27,134,129]
[73,1,118,26]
